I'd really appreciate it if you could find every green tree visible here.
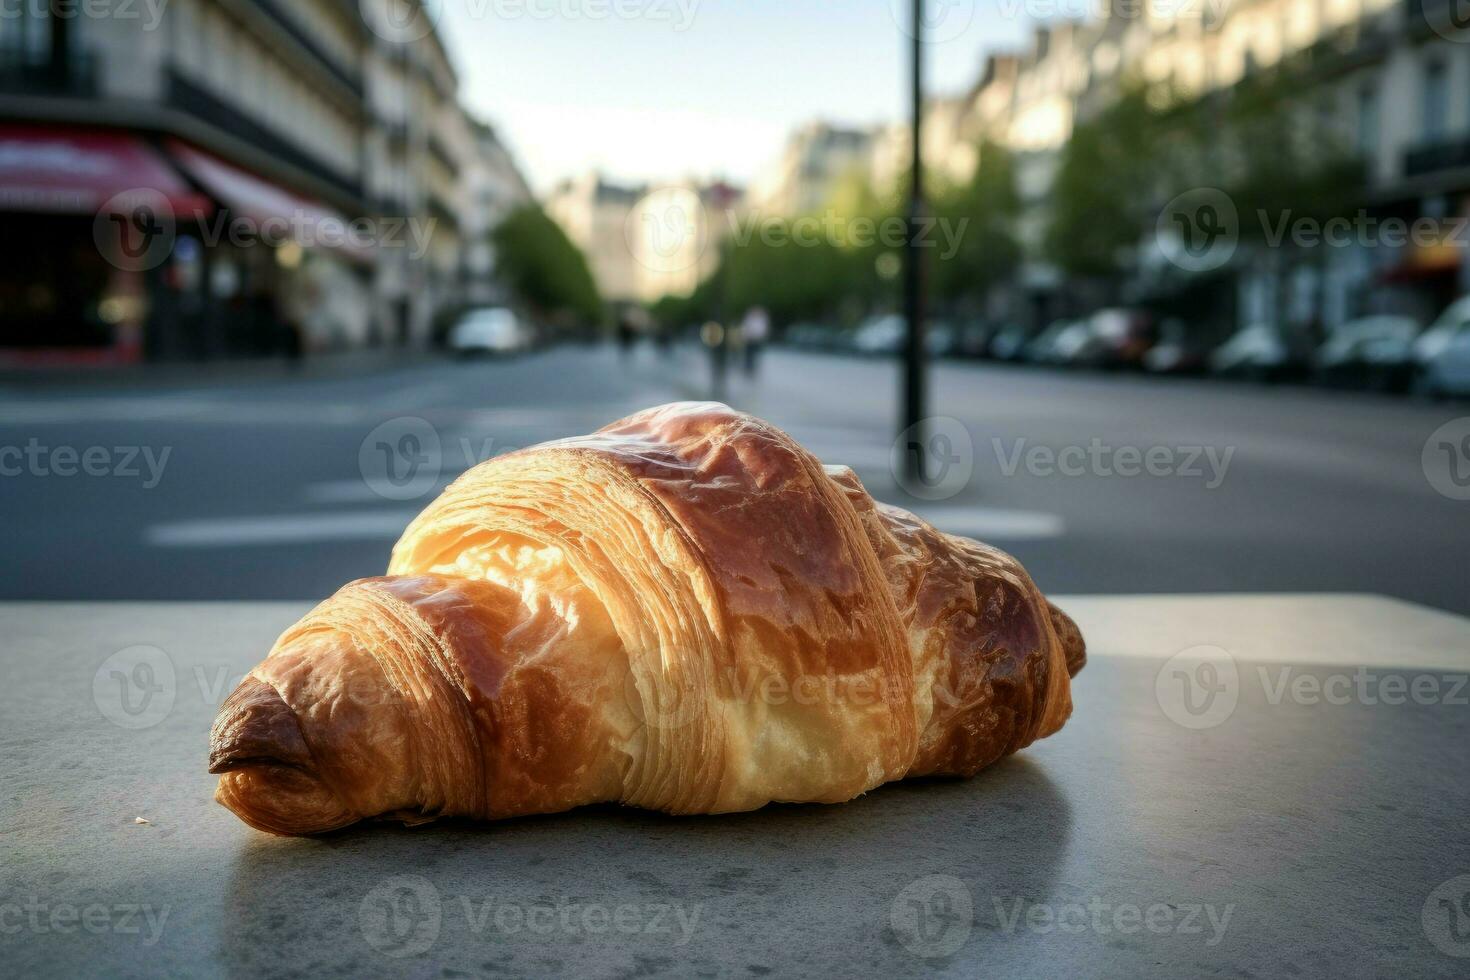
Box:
[930,140,1022,312]
[491,205,602,327]
[1044,84,1173,279]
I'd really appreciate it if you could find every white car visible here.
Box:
[853,315,907,356]
[449,309,533,357]
[1420,327,1470,398]
[1413,295,1470,367]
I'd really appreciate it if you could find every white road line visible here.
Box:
[147,501,1063,549]
[301,478,458,505]
[911,505,1066,541]
[145,509,418,548]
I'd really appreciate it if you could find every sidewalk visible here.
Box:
[0,347,440,392]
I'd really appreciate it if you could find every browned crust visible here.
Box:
[210,403,1084,835]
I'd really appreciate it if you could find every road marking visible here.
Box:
[911,505,1066,541]
[145,509,418,548]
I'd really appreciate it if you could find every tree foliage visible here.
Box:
[491,205,603,327]
[1045,69,1367,277]
[649,147,1023,331]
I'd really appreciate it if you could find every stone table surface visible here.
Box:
[3,594,1470,979]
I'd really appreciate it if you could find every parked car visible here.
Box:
[1046,320,1108,367]
[784,323,836,350]
[988,323,1035,362]
[1142,319,1213,375]
[853,314,906,356]
[1210,323,1310,381]
[954,321,998,359]
[1022,319,1082,364]
[1419,329,1470,399]
[1413,295,1470,387]
[924,321,961,357]
[1311,316,1421,390]
[1093,309,1156,368]
[448,308,534,357]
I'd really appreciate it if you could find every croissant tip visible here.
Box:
[209,676,313,774]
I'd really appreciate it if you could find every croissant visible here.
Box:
[209,402,1085,835]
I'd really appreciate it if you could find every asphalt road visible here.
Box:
[2,342,1467,613]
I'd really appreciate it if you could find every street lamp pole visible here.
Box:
[902,0,929,484]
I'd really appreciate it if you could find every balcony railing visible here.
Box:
[1404,137,1470,179]
[166,69,364,206]
[243,0,364,99]
[0,49,99,98]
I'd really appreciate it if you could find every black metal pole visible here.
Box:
[902,0,928,484]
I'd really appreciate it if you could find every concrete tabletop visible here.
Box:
[3,594,1470,979]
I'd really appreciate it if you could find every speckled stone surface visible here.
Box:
[3,595,1469,978]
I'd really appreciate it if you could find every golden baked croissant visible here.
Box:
[209,403,1085,835]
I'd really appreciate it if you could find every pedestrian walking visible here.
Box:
[741,306,770,376]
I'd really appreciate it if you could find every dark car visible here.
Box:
[1143,319,1213,375]
[988,322,1035,362]
[1085,308,1155,369]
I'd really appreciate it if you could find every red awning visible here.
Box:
[0,125,211,217]
[166,140,372,262]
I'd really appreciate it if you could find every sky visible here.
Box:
[438,0,1042,194]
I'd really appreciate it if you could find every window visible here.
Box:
[1357,84,1379,159]
[0,2,53,65]
[1422,60,1448,143]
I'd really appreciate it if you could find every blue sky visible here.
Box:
[439,0,1040,192]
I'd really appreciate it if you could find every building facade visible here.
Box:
[0,0,529,362]
[546,172,646,304]
[747,122,873,218]
[954,0,1470,331]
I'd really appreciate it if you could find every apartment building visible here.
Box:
[461,120,534,308]
[931,0,1470,330]
[747,122,873,218]
[546,172,646,304]
[626,180,742,303]
[0,0,527,362]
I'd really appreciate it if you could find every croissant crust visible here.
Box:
[210,402,1084,834]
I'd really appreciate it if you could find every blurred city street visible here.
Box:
[4,345,1466,613]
